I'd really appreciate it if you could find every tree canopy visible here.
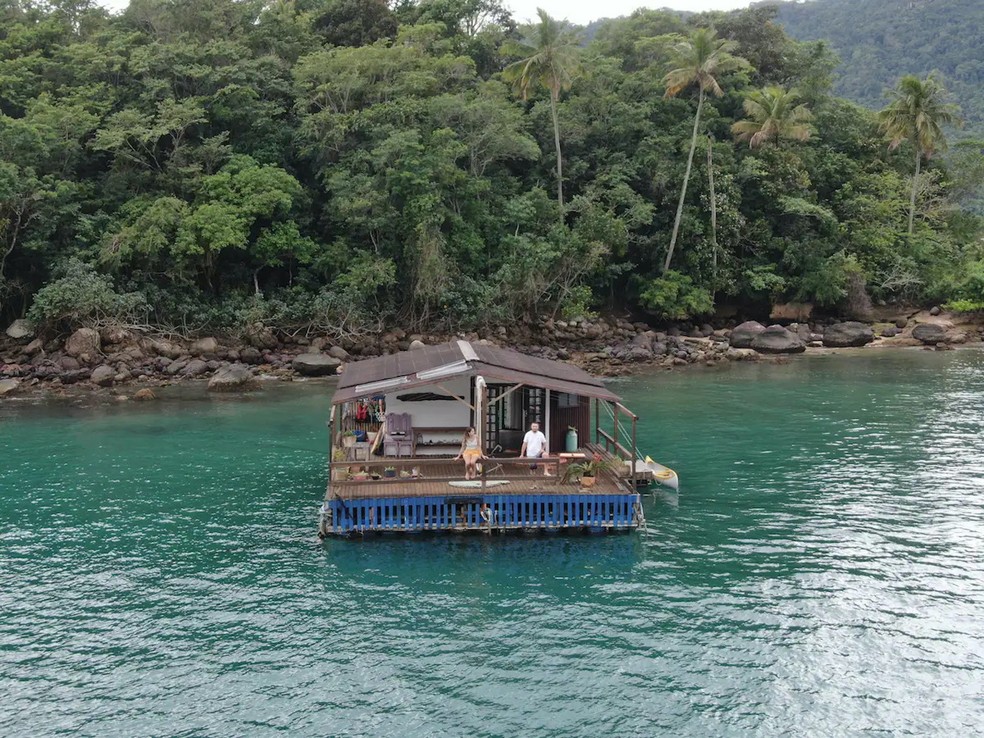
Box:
[0,0,980,335]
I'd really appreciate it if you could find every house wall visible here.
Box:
[549,394,591,453]
[384,377,473,429]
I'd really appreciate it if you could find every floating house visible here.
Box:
[319,340,676,537]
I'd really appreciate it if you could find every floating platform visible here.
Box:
[320,492,642,536]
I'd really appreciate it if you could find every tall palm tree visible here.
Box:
[731,85,813,148]
[503,8,581,218]
[661,28,743,273]
[878,73,958,235]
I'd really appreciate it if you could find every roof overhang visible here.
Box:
[331,340,620,405]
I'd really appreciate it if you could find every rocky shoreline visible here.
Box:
[1,308,982,401]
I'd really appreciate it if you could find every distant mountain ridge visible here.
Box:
[769,0,983,135]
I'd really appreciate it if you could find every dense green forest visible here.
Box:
[772,0,983,137]
[0,0,981,340]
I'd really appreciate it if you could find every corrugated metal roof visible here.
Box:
[333,341,619,404]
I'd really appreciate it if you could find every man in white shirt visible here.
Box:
[521,422,551,476]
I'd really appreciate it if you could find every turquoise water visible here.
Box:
[2,350,983,736]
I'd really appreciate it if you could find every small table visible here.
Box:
[558,452,586,468]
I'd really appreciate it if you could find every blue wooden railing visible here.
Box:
[322,493,641,535]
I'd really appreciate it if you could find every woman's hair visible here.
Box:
[464,427,475,438]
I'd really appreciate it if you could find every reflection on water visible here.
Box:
[2,349,983,736]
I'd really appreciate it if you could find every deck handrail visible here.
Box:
[330,454,631,494]
[597,428,633,461]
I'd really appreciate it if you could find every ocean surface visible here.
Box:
[2,348,983,736]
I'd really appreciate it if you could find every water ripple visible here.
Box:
[2,353,984,736]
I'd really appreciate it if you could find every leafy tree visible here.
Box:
[878,73,959,235]
[502,8,581,217]
[731,85,812,148]
[661,28,744,272]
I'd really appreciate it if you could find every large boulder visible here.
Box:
[189,336,219,355]
[729,321,767,348]
[0,378,20,396]
[145,337,183,359]
[240,346,263,364]
[750,325,806,354]
[912,323,947,345]
[90,365,116,387]
[180,359,208,377]
[247,324,278,350]
[293,353,342,376]
[327,345,350,361]
[823,321,874,348]
[208,363,257,392]
[24,338,44,356]
[64,328,101,358]
[164,358,189,375]
[5,319,34,340]
[99,326,132,345]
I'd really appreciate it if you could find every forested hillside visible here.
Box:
[0,0,980,341]
[772,0,984,136]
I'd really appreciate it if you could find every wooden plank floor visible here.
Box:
[330,461,630,500]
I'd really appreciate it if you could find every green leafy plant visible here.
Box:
[638,270,714,320]
[561,454,615,483]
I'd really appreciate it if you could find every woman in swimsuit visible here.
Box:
[454,427,484,480]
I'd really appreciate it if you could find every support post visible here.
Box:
[594,398,599,445]
[544,389,551,454]
[612,402,619,458]
[631,414,638,488]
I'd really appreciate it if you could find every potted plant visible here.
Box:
[562,454,613,488]
[383,466,397,478]
[331,448,348,480]
[341,430,358,448]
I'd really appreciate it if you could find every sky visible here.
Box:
[506,1,754,25]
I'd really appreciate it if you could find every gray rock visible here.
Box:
[24,338,44,355]
[327,345,350,360]
[729,321,767,348]
[146,338,182,359]
[99,326,131,345]
[240,347,262,364]
[165,359,189,375]
[293,353,342,376]
[0,378,20,396]
[90,365,116,387]
[929,306,941,316]
[750,325,806,354]
[247,325,278,350]
[880,326,901,338]
[5,319,34,340]
[65,328,101,358]
[822,321,874,348]
[180,359,208,376]
[895,317,908,329]
[408,339,427,351]
[912,323,947,344]
[208,363,257,392]
[189,337,219,355]
[626,346,653,362]
[59,356,80,371]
